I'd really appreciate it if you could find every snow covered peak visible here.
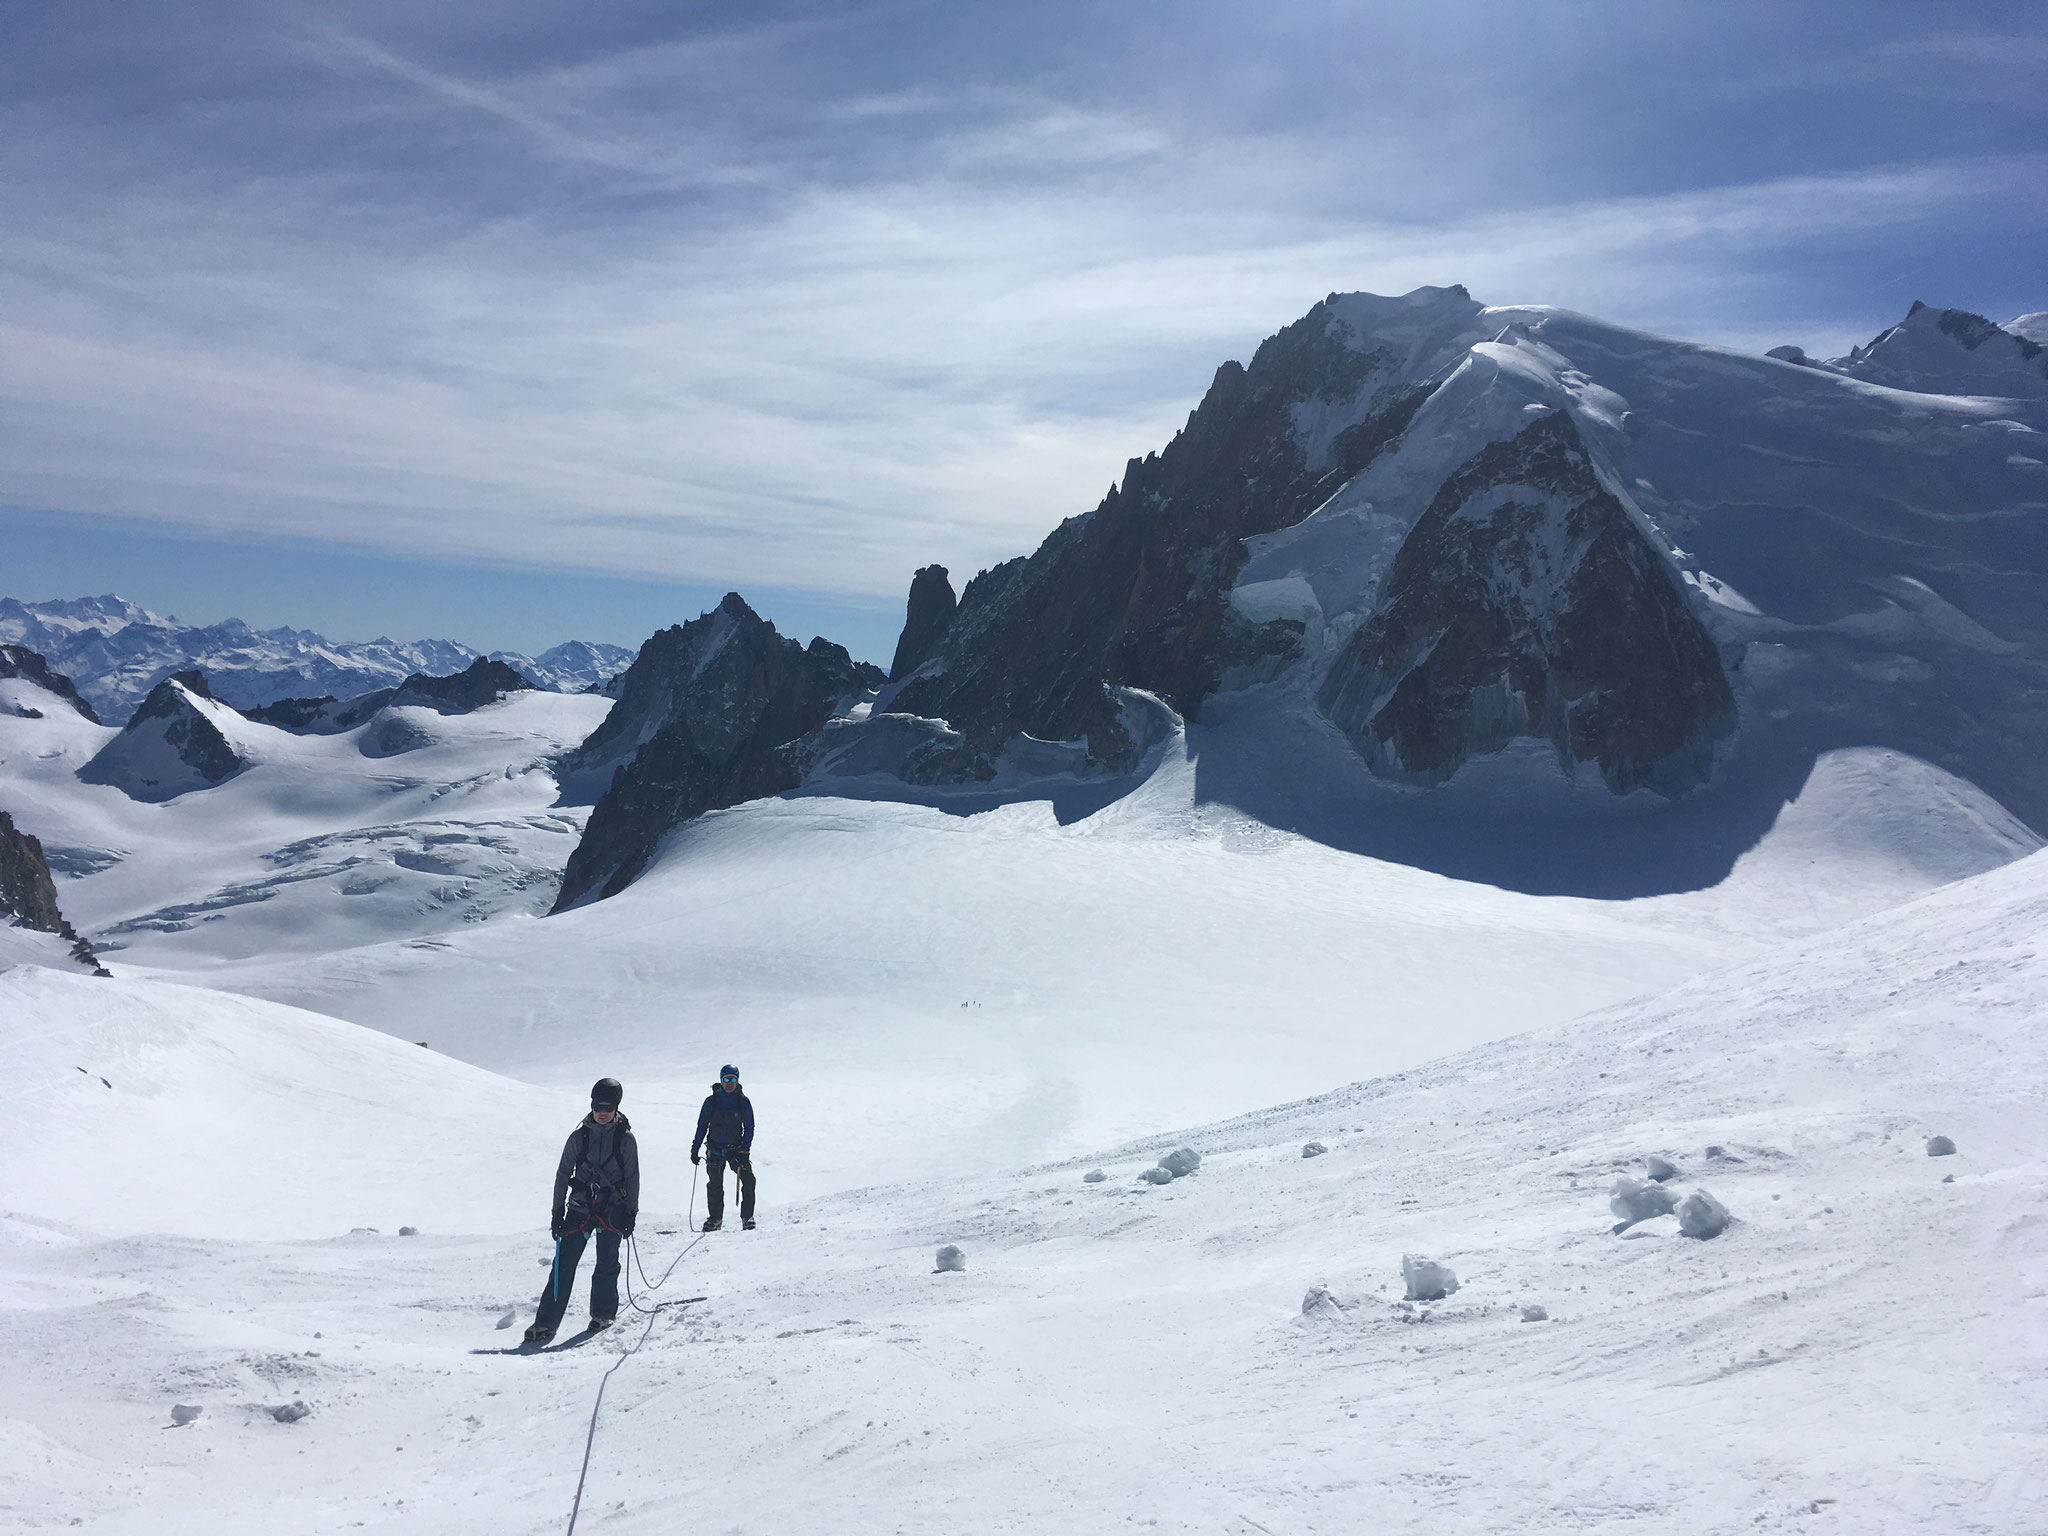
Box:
[2007,311,2048,347]
[0,593,163,639]
[77,670,263,801]
[1829,300,2048,398]
[0,594,636,719]
[1321,284,1489,356]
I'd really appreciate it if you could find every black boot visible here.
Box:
[701,1217,722,1232]
[523,1322,555,1344]
[742,1218,756,1230]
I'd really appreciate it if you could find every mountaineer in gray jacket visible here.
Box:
[525,1077,640,1344]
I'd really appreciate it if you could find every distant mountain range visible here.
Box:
[0,595,635,719]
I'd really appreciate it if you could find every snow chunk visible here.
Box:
[1520,1303,1549,1322]
[398,1225,419,1237]
[1302,1286,1347,1320]
[271,1400,311,1424]
[934,1244,966,1273]
[1082,1169,1107,1183]
[1926,1135,1957,1157]
[170,1405,202,1426]
[1302,1141,1328,1159]
[1158,1147,1202,1179]
[1611,1175,1678,1230]
[1644,1155,1678,1182]
[1402,1255,1460,1301]
[1675,1189,1732,1240]
[496,1308,517,1330]
[1138,1168,1174,1185]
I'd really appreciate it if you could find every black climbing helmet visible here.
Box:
[590,1077,623,1109]
[719,1064,739,1085]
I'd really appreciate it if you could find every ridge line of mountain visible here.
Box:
[0,594,638,720]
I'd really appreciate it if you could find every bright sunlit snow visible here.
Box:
[4,284,2047,1533]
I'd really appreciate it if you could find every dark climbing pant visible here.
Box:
[706,1150,755,1224]
[534,1220,622,1330]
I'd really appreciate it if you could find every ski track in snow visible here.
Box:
[5,847,2047,1533]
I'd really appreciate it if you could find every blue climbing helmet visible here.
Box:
[719,1064,739,1085]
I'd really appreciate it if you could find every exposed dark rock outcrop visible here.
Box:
[243,659,533,737]
[552,595,883,910]
[1317,410,1735,795]
[78,670,247,800]
[0,811,110,974]
[1833,301,2048,396]
[0,645,101,722]
[390,657,534,713]
[241,695,337,729]
[888,298,1441,773]
[888,566,958,681]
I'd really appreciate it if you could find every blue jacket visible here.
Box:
[692,1084,754,1156]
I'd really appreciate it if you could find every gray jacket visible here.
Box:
[552,1113,640,1228]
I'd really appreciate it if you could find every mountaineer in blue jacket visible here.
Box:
[691,1064,756,1231]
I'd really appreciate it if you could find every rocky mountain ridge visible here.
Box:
[0,811,110,974]
[529,287,2047,906]
[0,595,634,720]
[1,644,100,723]
[552,594,882,910]
[76,671,251,801]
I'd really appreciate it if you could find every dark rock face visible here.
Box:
[553,595,883,909]
[0,645,101,722]
[121,671,244,784]
[891,299,1437,773]
[240,695,337,729]
[0,812,110,974]
[1318,411,1735,795]
[1834,300,2048,396]
[888,566,958,682]
[243,659,530,736]
[391,657,534,714]
[1928,302,2037,355]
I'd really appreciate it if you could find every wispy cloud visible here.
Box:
[2,2,2044,620]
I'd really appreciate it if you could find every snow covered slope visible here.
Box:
[1,968,550,1240]
[3,832,2041,1533]
[188,725,2035,1205]
[0,594,634,719]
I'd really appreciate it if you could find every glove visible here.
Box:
[550,1215,564,1239]
[690,1151,700,1166]
[618,1217,636,1238]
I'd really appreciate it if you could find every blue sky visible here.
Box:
[3,1,2044,662]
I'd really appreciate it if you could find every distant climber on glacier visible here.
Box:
[691,1064,756,1231]
[524,1077,639,1344]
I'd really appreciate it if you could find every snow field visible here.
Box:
[4,847,2044,1533]
[2,969,551,1240]
[0,687,610,962]
[194,733,2036,1204]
